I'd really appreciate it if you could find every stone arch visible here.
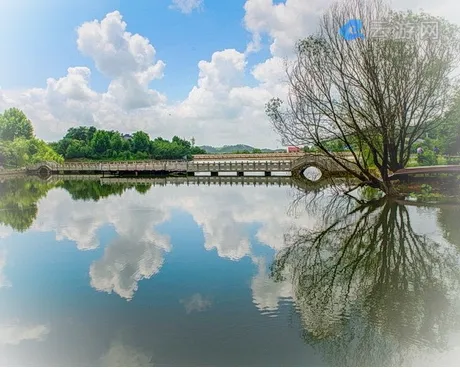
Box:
[292,161,328,180]
[37,165,52,179]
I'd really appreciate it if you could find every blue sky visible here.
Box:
[0,0,458,147]
[0,0,268,100]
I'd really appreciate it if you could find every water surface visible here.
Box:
[0,177,459,366]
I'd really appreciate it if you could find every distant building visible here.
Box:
[287,146,301,153]
[122,134,132,141]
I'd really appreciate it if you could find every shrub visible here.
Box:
[447,156,460,165]
[417,150,438,166]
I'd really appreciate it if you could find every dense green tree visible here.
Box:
[132,131,151,153]
[90,130,111,156]
[0,108,34,141]
[66,139,90,159]
[50,126,206,161]
[436,92,460,155]
[110,133,124,153]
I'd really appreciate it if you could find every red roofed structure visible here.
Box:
[287,146,301,153]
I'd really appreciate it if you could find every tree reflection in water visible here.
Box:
[0,179,153,232]
[271,194,460,366]
[0,179,53,232]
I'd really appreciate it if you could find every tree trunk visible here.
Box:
[379,180,402,198]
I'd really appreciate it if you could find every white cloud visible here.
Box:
[76,11,166,111]
[243,0,334,57]
[0,12,283,147]
[170,0,203,14]
[180,293,212,314]
[0,322,50,345]
[0,1,459,147]
[243,0,460,58]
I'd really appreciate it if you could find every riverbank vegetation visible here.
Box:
[0,108,63,167]
[266,0,460,196]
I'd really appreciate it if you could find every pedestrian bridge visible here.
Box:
[26,154,350,179]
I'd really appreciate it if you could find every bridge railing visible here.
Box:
[27,159,294,172]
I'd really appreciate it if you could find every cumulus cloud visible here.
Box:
[0,1,459,147]
[243,0,334,57]
[76,11,166,111]
[243,0,460,58]
[0,12,283,147]
[0,322,50,345]
[180,293,212,314]
[170,0,204,14]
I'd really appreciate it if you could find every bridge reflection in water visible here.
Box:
[39,174,334,192]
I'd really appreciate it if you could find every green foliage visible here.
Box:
[0,108,63,167]
[447,156,460,165]
[319,139,345,152]
[0,138,63,167]
[58,181,133,202]
[0,178,152,232]
[417,150,438,165]
[435,90,460,155]
[52,127,205,161]
[200,144,281,154]
[421,184,433,195]
[0,179,53,232]
[0,108,34,141]
[408,183,445,202]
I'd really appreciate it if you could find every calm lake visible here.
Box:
[0,177,459,366]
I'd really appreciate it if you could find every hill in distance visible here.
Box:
[199,144,284,154]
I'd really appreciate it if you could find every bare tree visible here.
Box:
[266,0,460,196]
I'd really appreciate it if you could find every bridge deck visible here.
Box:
[26,155,349,178]
[27,160,293,175]
[391,165,460,178]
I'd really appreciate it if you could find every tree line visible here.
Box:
[0,107,207,167]
[49,126,206,161]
